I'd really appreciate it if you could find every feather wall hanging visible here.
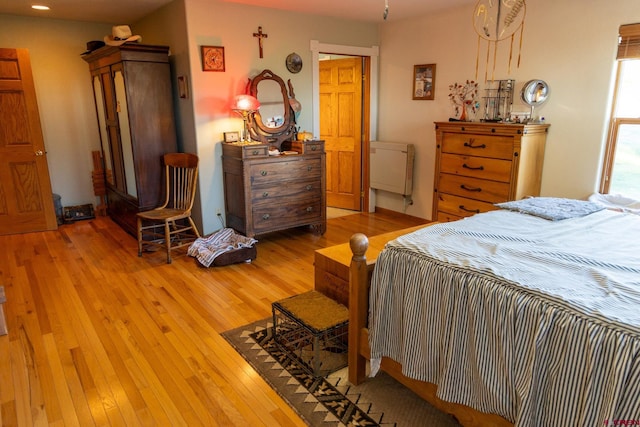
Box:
[473,0,526,82]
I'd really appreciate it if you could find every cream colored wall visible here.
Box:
[134,0,204,227]
[375,0,640,220]
[183,0,379,234]
[0,16,111,209]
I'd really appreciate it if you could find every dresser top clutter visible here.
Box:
[433,121,549,223]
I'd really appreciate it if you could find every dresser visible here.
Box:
[222,140,326,237]
[433,122,549,222]
[83,44,177,235]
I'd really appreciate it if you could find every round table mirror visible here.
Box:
[521,79,549,123]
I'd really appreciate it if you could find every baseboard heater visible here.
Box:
[370,141,415,200]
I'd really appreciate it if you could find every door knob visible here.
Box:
[35,150,44,156]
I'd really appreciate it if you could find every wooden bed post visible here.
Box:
[349,233,369,385]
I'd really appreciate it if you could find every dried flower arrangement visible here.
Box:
[448,80,479,121]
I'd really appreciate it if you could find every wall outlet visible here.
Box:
[216,208,222,216]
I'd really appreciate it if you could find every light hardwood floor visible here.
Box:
[0,210,427,426]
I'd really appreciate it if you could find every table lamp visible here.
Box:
[231,94,260,142]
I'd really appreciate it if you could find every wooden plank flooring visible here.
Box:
[0,211,427,426]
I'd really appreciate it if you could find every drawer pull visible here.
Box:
[307,166,313,171]
[252,150,260,155]
[462,163,484,171]
[262,192,269,197]
[463,140,486,149]
[311,145,317,151]
[306,207,313,212]
[459,205,480,214]
[305,185,312,191]
[460,184,482,192]
[260,170,268,176]
[262,213,270,220]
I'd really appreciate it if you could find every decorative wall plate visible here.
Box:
[286,53,303,73]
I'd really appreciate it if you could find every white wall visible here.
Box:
[0,17,112,208]
[374,0,640,220]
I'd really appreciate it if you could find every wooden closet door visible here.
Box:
[0,48,57,235]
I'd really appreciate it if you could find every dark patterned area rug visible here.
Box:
[222,318,461,427]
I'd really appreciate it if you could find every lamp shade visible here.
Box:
[231,94,260,112]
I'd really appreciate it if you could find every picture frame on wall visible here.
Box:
[201,46,225,72]
[413,64,436,100]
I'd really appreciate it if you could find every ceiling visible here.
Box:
[0,0,474,24]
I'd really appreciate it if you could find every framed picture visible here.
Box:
[177,76,188,99]
[223,131,240,143]
[201,46,225,72]
[413,64,436,100]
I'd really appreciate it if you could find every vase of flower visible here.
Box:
[459,103,467,121]
[449,80,478,122]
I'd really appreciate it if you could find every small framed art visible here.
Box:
[223,131,240,143]
[201,46,225,72]
[413,64,436,100]
[177,76,188,99]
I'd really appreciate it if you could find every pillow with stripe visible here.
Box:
[495,197,605,220]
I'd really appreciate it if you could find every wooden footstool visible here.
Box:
[272,291,348,377]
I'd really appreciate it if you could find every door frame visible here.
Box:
[310,41,379,212]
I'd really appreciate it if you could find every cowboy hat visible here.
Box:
[104,25,142,46]
[81,40,105,55]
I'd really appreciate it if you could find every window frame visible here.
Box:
[599,23,640,195]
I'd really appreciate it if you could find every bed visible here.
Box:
[347,198,640,426]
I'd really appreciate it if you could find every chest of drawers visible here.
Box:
[433,122,549,222]
[222,141,326,237]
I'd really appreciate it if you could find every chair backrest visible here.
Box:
[163,153,199,211]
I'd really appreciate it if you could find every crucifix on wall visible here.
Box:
[253,26,268,58]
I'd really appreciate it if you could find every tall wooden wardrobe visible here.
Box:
[83,44,177,236]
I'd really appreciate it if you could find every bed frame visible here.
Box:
[347,232,513,427]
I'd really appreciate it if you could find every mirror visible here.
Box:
[247,69,296,147]
[521,79,549,123]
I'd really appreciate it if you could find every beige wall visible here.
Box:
[0,16,111,208]
[374,0,640,219]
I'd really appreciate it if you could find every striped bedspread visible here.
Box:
[368,209,640,426]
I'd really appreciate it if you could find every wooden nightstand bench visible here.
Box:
[314,224,429,307]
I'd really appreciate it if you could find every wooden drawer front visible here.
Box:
[442,133,513,159]
[252,198,322,233]
[249,158,322,185]
[438,173,510,203]
[440,153,512,183]
[300,140,324,154]
[437,193,498,218]
[222,143,269,158]
[287,140,325,154]
[437,211,463,223]
[251,179,321,205]
[240,145,269,158]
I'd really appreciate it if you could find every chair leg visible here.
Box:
[164,220,172,264]
[137,217,143,257]
[188,217,201,237]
